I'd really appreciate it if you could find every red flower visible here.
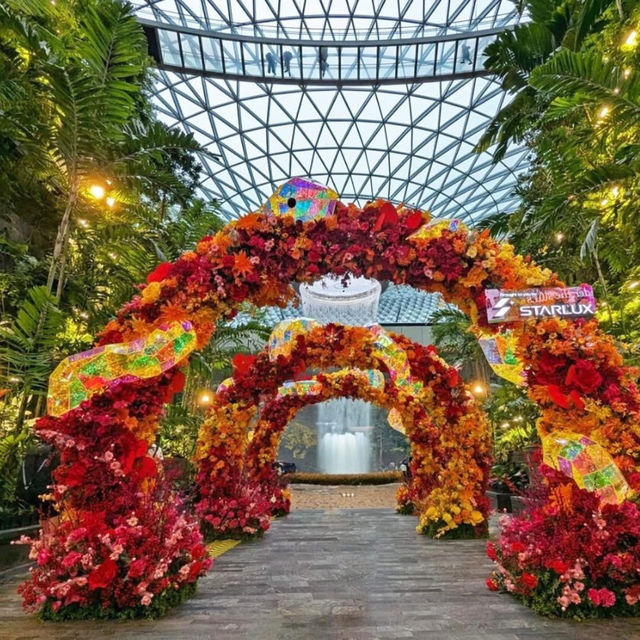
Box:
[548,559,569,575]
[547,384,570,409]
[486,577,499,591]
[88,558,118,590]
[372,202,398,231]
[146,262,173,283]
[486,541,497,561]
[232,353,256,376]
[521,573,538,589]
[587,587,616,607]
[405,210,423,230]
[565,359,603,395]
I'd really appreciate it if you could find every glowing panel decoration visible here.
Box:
[409,217,466,242]
[260,177,339,222]
[278,379,323,396]
[477,330,525,386]
[47,321,196,417]
[216,377,234,395]
[542,431,631,505]
[268,317,322,361]
[388,408,405,434]
[368,324,412,385]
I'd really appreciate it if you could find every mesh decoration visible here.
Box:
[542,431,632,505]
[268,318,322,361]
[47,321,196,417]
[477,330,525,386]
[260,177,339,222]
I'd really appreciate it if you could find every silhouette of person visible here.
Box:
[283,50,293,76]
[461,43,472,65]
[318,46,329,77]
[265,51,277,74]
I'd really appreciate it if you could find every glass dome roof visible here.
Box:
[134,1,528,225]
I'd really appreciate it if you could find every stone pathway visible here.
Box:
[1,509,639,639]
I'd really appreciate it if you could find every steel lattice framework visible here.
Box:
[134,0,526,226]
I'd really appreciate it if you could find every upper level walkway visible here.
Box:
[139,18,513,85]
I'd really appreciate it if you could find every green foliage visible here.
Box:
[280,421,317,459]
[287,471,403,485]
[480,1,640,363]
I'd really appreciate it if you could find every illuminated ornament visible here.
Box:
[268,317,321,361]
[216,377,234,395]
[388,408,405,434]
[408,217,466,242]
[261,177,339,222]
[542,431,632,505]
[364,369,385,390]
[47,321,196,417]
[477,330,525,386]
[278,379,323,396]
[368,324,412,385]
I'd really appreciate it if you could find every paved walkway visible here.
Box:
[2,509,639,639]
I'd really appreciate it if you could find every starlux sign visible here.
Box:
[485,285,596,324]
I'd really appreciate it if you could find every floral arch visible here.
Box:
[22,187,640,618]
[194,322,490,540]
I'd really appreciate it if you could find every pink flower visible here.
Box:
[588,587,616,607]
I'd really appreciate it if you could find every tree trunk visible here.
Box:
[47,182,78,298]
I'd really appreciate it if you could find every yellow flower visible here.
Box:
[141,281,162,304]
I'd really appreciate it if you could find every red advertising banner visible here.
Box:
[485,285,596,324]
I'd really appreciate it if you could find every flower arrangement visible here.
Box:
[22,196,640,618]
[195,325,490,539]
[487,465,640,618]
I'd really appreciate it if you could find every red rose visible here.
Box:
[521,573,538,589]
[533,351,567,385]
[88,558,118,590]
[565,359,603,394]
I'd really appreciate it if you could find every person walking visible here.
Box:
[265,51,277,74]
[318,46,329,77]
[283,50,293,76]
[460,43,472,65]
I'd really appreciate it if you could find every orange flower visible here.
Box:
[233,251,253,277]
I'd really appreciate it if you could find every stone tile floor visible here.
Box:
[1,509,639,640]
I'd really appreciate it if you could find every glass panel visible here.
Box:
[360,46,379,81]
[242,41,262,76]
[416,42,436,77]
[281,47,300,79]
[437,41,456,74]
[180,33,202,70]
[202,37,222,72]
[340,47,359,81]
[377,44,395,79]
[264,44,279,77]
[299,45,318,80]
[475,34,494,72]
[396,43,415,79]
[456,36,477,71]
[221,40,242,75]
[158,29,181,67]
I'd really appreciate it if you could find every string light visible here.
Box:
[624,30,637,49]
[554,232,564,243]
[600,198,608,206]
[628,280,640,290]
[624,68,631,78]
[611,185,620,197]
[597,105,610,120]
[78,219,89,228]
[89,184,105,199]
[106,196,116,208]
[197,390,214,407]
[471,381,486,397]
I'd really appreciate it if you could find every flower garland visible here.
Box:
[194,325,490,539]
[21,197,640,618]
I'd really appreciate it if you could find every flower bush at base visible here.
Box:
[486,465,640,618]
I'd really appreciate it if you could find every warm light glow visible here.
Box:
[611,185,620,197]
[197,390,214,406]
[624,30,637,48]
[600,198,608,206]
[554,232,564,243]
[78,218,89,228]
[624,68,631,78]
[598,105,609,120]
[471,381,486,397]
[89,184,105,199]
[106,196,116,208]
[628,280,640,290]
